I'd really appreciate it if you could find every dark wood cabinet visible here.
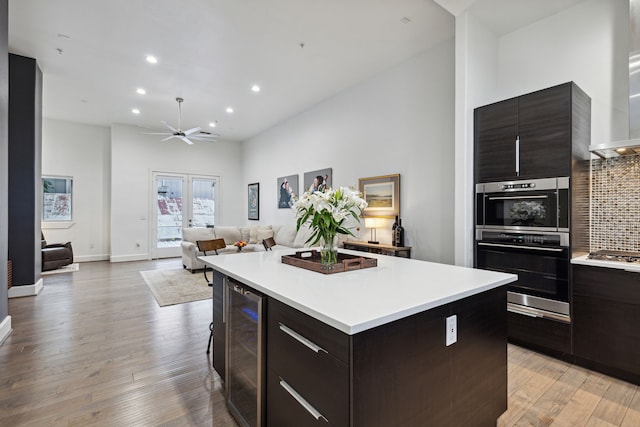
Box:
[474,82,590,182]
[474,98,518,182]
[267,298,349,426]
[507,311,572,358]
[518,84,572,178]
[572,264,640,385]
[266,287,507,426]
[212,271,226,379]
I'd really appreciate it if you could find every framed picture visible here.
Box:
[277,175,298,209]
[359,174,400,218]
[248,182,260,220]
[303,168,332,194]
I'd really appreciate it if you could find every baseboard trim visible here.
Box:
[0,315,12,345]
[8,278,44,298]
[110,254,149,263]
[75,254,110,262]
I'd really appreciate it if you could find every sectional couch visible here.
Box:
[181,223,320,272]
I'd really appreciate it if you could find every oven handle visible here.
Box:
[477,242,564,252]
[487,195,549,200]
[507,303,571,323]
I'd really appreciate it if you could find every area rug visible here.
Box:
[41,263,80,275]
[140,268,211,307]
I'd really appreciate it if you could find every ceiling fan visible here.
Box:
[147,97,219,144]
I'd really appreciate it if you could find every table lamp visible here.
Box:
[364,218,380,244]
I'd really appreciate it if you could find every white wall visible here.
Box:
[42,118,111,261]
[454,12,499,266]
[242,40,456,264]
[497,0,628,145]
[454,0,627,266]
[110,123,243,262]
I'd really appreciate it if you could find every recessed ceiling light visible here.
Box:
[251,84,261,93]
[145,55,158,64]
[132,108,141,114]
[209,122,217,128]
[136,88,146,95]
[226,107,234,113]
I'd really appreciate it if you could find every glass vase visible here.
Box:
[320,234,338,265]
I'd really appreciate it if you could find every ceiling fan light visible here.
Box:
[209,122,217,128]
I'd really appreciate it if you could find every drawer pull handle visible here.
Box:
[279,323,328,354]
[279,378,329,423]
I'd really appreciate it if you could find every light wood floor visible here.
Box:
[0,259,638,426]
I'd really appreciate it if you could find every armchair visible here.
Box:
[41,232,74,271]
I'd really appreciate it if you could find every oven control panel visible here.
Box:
[478,231,564,247]
[502,182,536,190]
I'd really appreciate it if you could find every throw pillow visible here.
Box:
[239,226,251,242]
[182,227,215,243]
[249,225,273,244]
[214,226,242,245]
[275,224,297,247]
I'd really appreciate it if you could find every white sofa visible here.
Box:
[181,223,318,272]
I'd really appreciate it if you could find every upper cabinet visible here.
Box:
[474,82,591,183]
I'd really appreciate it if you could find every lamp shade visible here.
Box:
[364,218,379,228]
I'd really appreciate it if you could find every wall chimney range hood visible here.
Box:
[590,0,640,158]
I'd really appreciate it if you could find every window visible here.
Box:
[43,176,73,221]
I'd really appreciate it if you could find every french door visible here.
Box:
[152,172,219,258]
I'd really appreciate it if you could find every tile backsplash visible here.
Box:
[590,155,640,252]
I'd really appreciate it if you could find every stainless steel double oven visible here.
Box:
[475,177,571,323]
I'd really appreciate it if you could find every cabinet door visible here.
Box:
[474,98,518,182]
[518,83,571,178]
[573,265,640,379]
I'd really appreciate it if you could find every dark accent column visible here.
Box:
[8,53,42,287]
[0,0,8,318]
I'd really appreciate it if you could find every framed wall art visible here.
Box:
[303,168,332,194]
[358,174,400,218]
[248,182,260,220]
[277,175,298,209]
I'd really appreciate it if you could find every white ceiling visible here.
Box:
[465,0,587,36]
[8,0,455,141]
[8,0,587,143]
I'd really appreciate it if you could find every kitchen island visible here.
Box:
[201,249,517,427]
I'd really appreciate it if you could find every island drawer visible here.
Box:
[268,321,349,426]
[267,367,344,427]
[268,297,350,363]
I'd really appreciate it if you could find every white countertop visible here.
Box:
[200,249,516,335]
[572,254,640,272]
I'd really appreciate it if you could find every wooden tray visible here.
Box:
[282,250,377,274]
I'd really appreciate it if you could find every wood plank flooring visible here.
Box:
[0,259,638,426]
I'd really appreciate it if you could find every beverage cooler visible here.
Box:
[226,278,265,427]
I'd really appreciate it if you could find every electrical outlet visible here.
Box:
[446,315,457,346]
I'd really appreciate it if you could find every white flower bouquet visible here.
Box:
[293,187,367,264]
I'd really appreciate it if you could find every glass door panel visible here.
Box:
[152,172,219,259]
[190,176,216,228]
[156,175,184,253]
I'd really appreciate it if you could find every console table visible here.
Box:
[343,241,411,258]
